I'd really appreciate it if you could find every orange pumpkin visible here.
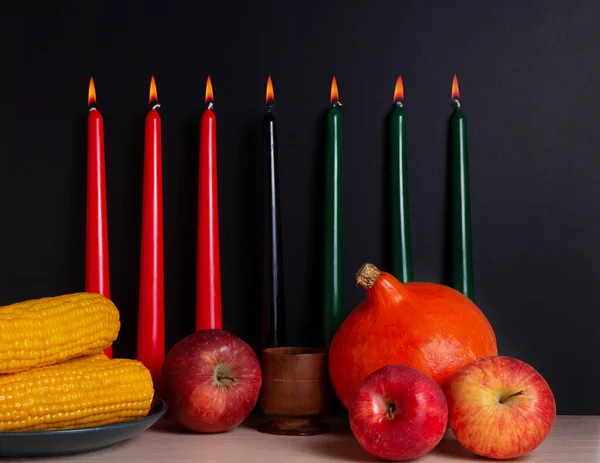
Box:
[328,263,498,410]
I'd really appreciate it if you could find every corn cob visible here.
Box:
[0,354,154,431]
[0,292,120,374]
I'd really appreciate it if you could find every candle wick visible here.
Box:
[207,101,214,110]
[152,103,161,110]
[453,98,461,109]
[333,100,342,108]
[267,102,274,112]
[395,101,404,108]
[88,107,97,112]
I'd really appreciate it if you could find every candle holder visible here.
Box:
[258,347,330,436]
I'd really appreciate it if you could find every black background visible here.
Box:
[0,1,598,415]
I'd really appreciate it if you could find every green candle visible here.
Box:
[389,76,413,282]
[324,76,344,346]
[449,74,474,300]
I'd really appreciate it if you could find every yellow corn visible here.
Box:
[0,292,120,374]
[0,354,154,431]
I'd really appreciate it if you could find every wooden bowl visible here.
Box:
[258,347,329,436]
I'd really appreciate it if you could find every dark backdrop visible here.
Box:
[0,1,598,415]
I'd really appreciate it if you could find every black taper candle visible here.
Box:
[260,76,286,349]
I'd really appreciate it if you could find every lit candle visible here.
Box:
[449,74,474,300]
[260,75,286,349]
[137,76,165,392]
[196,76,222,331]
[323,76,344,347]
[389,76,413,283]
[86,78,112,358]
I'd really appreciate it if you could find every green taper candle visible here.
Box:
[324,76,344,346]
[389,76,413,282]
[449,74,474,300]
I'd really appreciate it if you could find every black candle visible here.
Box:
[260,76,286,349]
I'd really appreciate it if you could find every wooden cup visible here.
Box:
[258,347,329,436]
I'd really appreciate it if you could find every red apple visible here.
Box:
[349,364,448,461]
[162,329,262,433]
[445,355,556,459]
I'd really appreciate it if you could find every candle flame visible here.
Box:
[88,77,97,106]
[330,76,339,103]
[149,76,158,104]
[205,76,214,104]
[266,75,275,105]
[451,74,460,100]
[393,76,404,102]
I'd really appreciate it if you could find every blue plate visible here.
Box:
[0,397,168,458]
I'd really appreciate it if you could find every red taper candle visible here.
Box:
[196,76,222,330]
[137,75,165,392]
[86,78,112,358]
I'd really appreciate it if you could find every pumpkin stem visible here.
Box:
[356,264,381,289]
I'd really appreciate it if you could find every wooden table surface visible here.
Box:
[3,415,599,462]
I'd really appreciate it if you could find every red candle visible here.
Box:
[137,76,165,392]
[196,76,222,330]
[86,78,112,359]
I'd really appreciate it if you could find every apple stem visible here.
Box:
[218,376,236,383]
[386,403,396,419]
[499,390,525,404]
[214,363,237,387]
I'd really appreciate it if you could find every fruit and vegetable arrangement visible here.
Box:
[158,262,556,461]
[330,264,556,461]
[329,264,556,461]
[0,265,556,461]
[336,264,556,461]
[0,292,154,432]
